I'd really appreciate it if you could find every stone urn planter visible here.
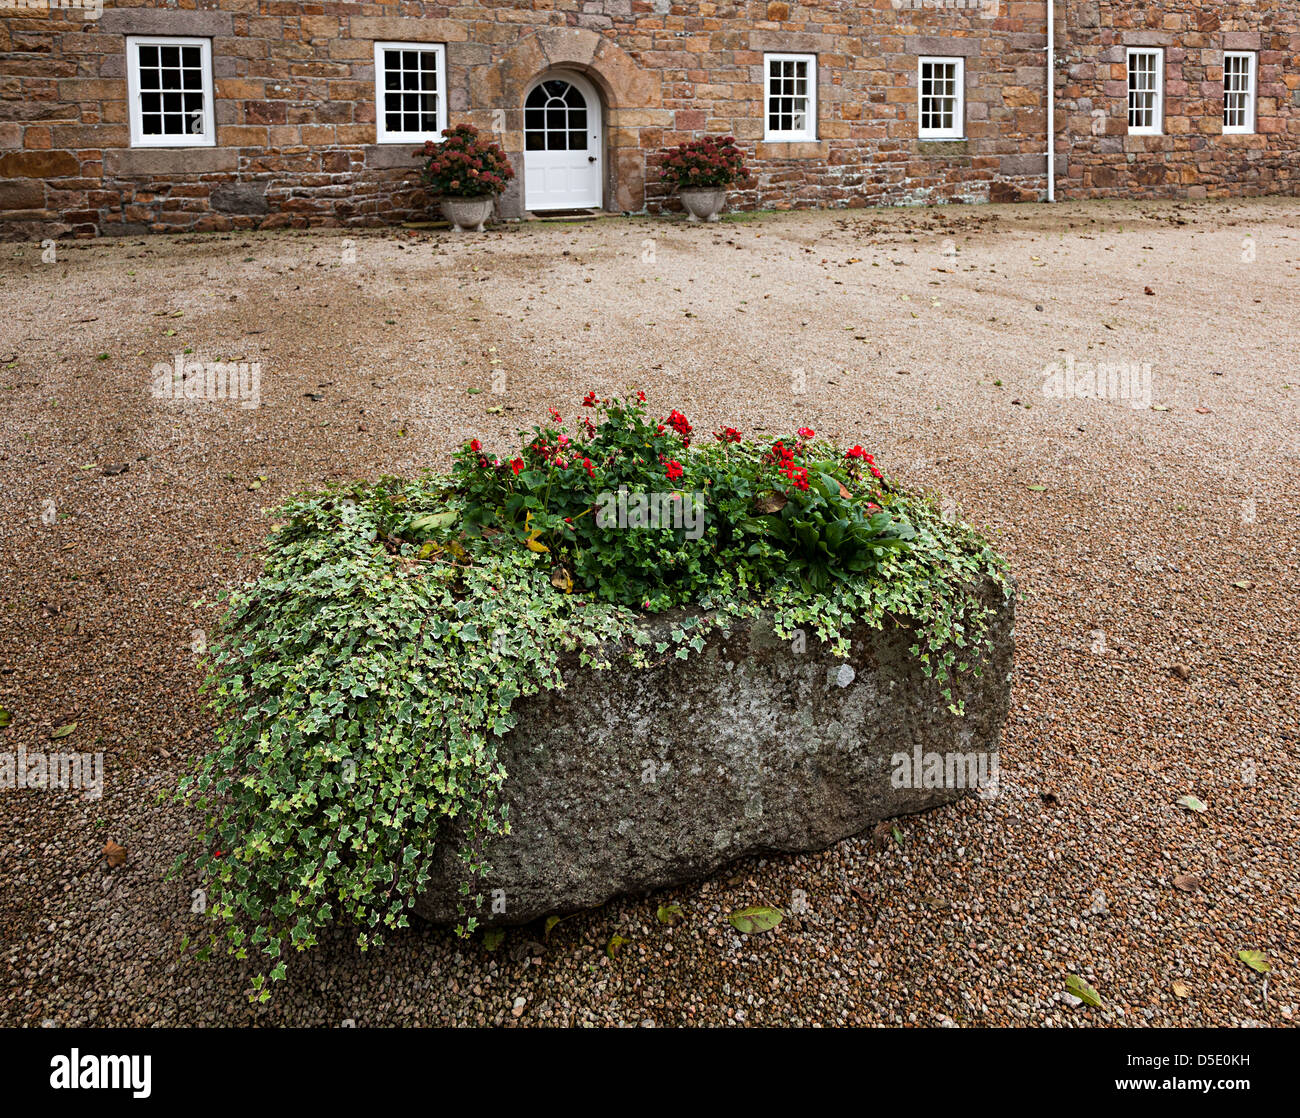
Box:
[679,187,727,223]
[440,195,495,233]
[414,574,1014,926]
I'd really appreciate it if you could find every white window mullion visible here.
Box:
[374,42,447,144]
[763,53,817,142]
[918,57,964,140]
[1223,51,1256,134]
[127,36,215,148]
[1127,47,1164,135]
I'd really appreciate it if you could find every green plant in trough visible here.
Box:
[174,392,1007,1000]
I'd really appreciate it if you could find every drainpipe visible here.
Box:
[1046,0,1056,202]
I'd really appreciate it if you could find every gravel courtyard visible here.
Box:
[1,198,1297,1027]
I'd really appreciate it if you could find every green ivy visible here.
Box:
[173,395,1006,1000]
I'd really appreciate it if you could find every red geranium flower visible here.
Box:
[665,459,684,481]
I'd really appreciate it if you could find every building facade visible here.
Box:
[0,1,1297,238]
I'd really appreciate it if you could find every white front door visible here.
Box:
[523,73,602,211]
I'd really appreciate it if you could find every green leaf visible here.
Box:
[1065,974,1103,1007]
[728,905,783,934]
[50,722,77,740]
[481,928,505,952]
[1176,794,1207,814]
[656,904,684,926]
[0,707,10,729]
[606,933,629,958]
[1238,950,1271,975]
[409,510,458,534]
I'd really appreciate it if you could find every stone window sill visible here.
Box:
[755,140,829,160]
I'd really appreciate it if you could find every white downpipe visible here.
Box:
[1047,0,1056,202]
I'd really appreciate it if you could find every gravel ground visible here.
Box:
[1,198,1297,1027]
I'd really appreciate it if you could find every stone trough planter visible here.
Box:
[414,575,1014,926]
[440,195,495,233]
[678,187,728,222]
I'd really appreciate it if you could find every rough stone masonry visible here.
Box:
[414,576,1015,926]
[1,2,1295,236]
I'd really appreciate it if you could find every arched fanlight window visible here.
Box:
[524,79,589,152]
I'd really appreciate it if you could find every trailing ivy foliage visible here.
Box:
[175,395,1006,1000]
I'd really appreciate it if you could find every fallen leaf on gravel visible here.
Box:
[1172,873,1203,892]
[1176,795,1207,814]
[1065,974,1103,1007]
[1026,484,1047,492]
[542,916,562,940]
[656,904,684,926]
[729,906,783,934]
[1238,950,1271,974]
[102,840,127,868]
[1170,663,1192,680]
[1172,981,1191,999]
[1144,286,1155,295]
[102,463,129,476]
[1195,407,1211,415]
[0,707,10,729]
[1151,404,1170,411]
[481,929,505,952]
[1230,579,1256,590]
[606,933,630,958]
[50,722,77,740]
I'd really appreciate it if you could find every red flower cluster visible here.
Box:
[764,439,811,491]
[797,427,815,440]
[664,409,693,444]
[665,459,684,481]
[714,426,743,443]
[417,124,514,199]
[582,391,599,408]
[658,135,750,191]
[845,445,884,480]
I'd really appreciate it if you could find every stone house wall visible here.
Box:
[0,1,1296,238]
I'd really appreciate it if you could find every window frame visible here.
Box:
[1126,47,1165,136]
[126,35,216,149]
[1222,50,1257,135]
[373,41,448,145]
[917,55,966,141]
[762,52,818,143]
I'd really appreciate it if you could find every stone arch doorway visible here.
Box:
[470,27,664,218]
[523,70,604,211]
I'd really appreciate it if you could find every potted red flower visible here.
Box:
[658,135,749,223]
[416,123,515,233]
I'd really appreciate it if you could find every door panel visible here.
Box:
[523,74,601,210]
